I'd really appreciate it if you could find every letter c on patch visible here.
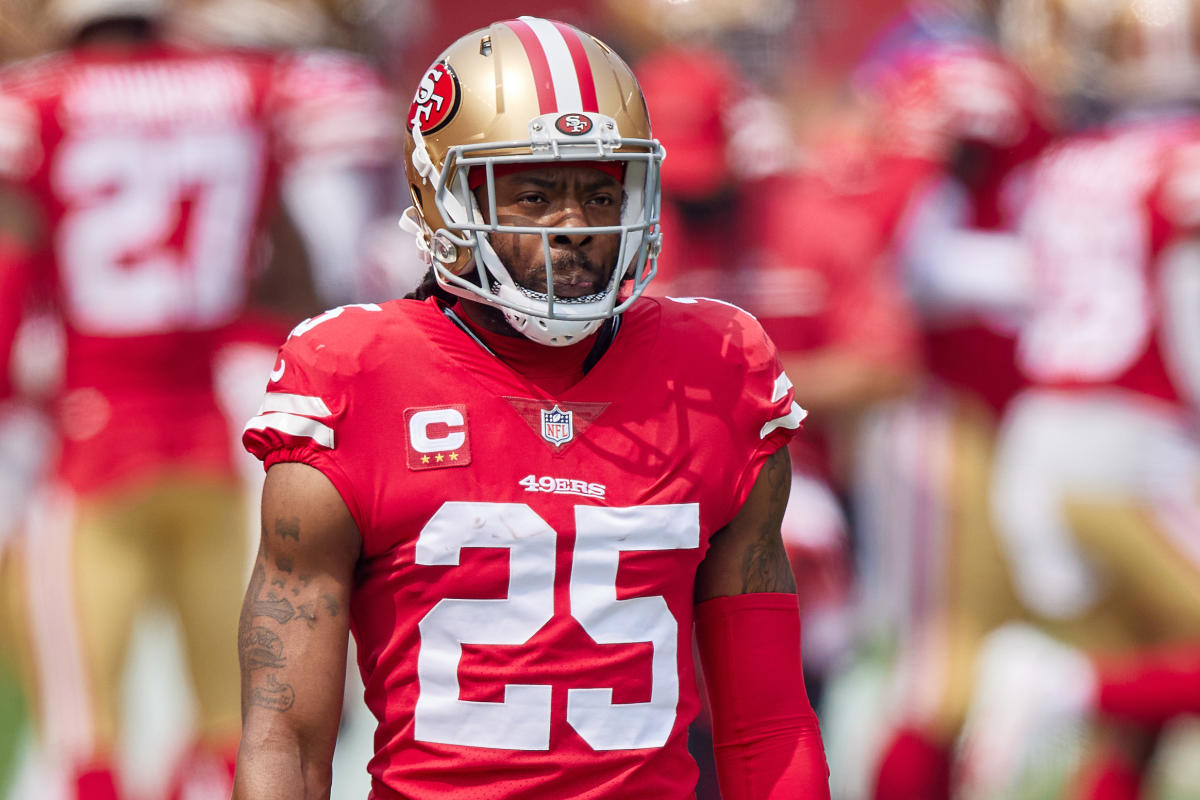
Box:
[409,408,465,453]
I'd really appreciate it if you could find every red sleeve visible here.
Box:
[1097,644,1200,726]
[717,301,807,515]
[241,306,375,532]
[695,593,831,800]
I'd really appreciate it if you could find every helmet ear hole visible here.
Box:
[409,183,424,211]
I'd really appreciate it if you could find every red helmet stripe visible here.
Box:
[551,20,599,113]
[503,18,557,114]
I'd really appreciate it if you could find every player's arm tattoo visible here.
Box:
[238,516,337,713]
[239,557,296,712]
[276,516,300,541]
[738,447,797,594]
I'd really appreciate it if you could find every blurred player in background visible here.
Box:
[601,0,799,288]
[774,1,1060,795]
[954,0,1200,794]
[235,16,829,799]
[0,0,398,797]
[171,0,412,307]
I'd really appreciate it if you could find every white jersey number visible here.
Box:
[52,128,264,335]
[1018,133,1158,381]
[414,501,700,751]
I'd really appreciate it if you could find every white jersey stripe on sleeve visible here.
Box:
[760,402,807,439]
[520,16,584,111]
[771,371,795,403]
[259,392,332,417]
[245,412,335,449]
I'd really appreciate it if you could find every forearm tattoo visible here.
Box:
[739,448,798,594]
[237,516,343,713]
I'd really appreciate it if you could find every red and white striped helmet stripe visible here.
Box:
[502,16,599,114]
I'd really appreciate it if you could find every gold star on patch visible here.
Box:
[421,455,430,464]
[435,453,444,462]
[449,452,458,461]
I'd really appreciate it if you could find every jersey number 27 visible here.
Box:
[53,129,263,334]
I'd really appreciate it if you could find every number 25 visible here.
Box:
[415,501,699,751]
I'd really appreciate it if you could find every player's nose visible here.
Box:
[550,203,591,247]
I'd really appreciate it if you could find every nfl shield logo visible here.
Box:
[540,405,574,446]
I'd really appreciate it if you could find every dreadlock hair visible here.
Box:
[405,265,459,304]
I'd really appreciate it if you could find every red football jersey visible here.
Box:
[243,296,804,800]
[1015,117,1200,405]
[0,42,396,494]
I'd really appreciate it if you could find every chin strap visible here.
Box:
[441,305,497,357]
[398,206,433,267]
[581,317,619,374]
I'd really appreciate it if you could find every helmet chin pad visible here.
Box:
[493,282,609,346]
[501,308,605,347]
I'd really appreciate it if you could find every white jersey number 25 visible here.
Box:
[414,501,699,751]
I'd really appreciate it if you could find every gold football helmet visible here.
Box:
[400,16,665,346]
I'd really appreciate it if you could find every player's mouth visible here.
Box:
[520,253,610,300]
[552,276,601,299]
[502,277,608,305]
[508,283,608,304]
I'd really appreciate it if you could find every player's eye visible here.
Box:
[587,192,618,208]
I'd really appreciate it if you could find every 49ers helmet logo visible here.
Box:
[555,113,593,135]
[409,60,460,135]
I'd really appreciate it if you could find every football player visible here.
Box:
[799,4,1057,797]
[234,17,830,800]
[958,0,1200,795]
[0,1,399,798]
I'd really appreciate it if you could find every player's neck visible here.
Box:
[449,301,597,394]
[457,298,524,340]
